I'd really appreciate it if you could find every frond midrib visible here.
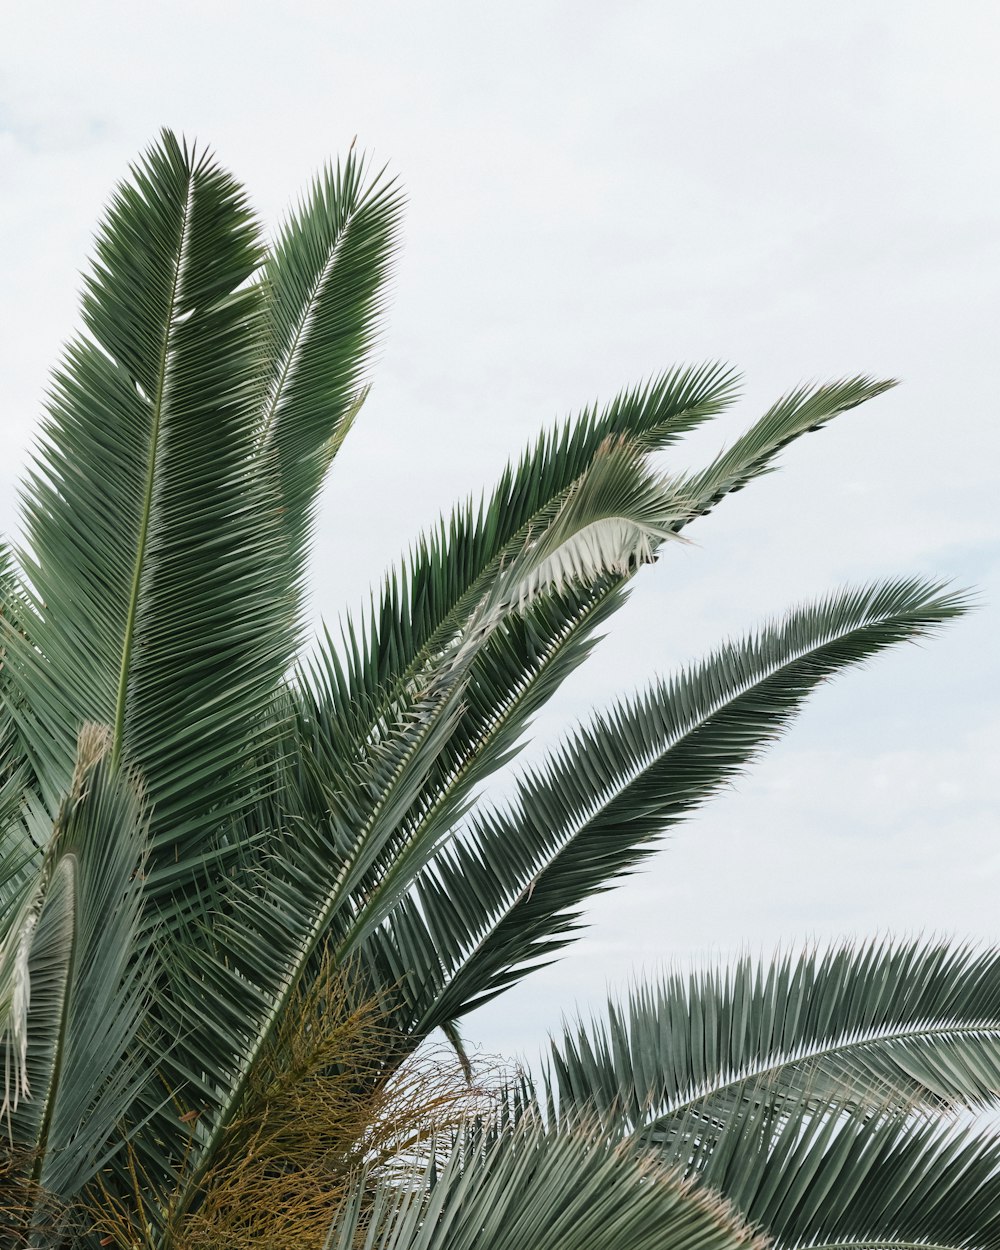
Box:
[640,1018,1000,1130]
[362,422,665,717]
[110,169,196,766]
[407,589,618,1034]
[373,586,610,935]
[258,203,350,451]
[335,376,747,785]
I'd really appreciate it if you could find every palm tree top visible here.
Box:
[0,131,987,1250]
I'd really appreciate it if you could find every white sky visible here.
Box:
[2,1,998,1060]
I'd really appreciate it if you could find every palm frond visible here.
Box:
[547,943,1000,1249]
[324,1119,765,1250]
[336,363,740,714]
[5,130,294,903]
[298,370,736,880]
[290,438,707,947]
[153,443,710,1222]
[364,579,968,1036]
[313,377,898,1000]
[149,650,477,1226]
[0,725,150,1203]
[260,151,403,558]
[1,130,982,1250]
[0,544,39,882]
[675,1085,1000,1250]
[506,437,691,608]
[549,937,1000,1133]
[326,372,885,746]
[676,375,896,521]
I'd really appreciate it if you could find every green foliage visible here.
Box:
[0,131,991,1249]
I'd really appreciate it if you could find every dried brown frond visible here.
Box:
[0,1148,63,1249]
[82,954,508,1250]
[170,959,385,1250]
[0,1155,36,1248]
[76,1136,176,1249]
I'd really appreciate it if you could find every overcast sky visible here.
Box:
[2,1,998,1060]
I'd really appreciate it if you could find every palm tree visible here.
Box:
[1,131,996,1249]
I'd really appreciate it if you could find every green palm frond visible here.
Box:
[0,725,149,1204]
[260,151,403,558]
[325,1120,765,1250]
[677,375,896,520]
[364,579,967,1036]
[325,372,886,750]
[0,754,35,915]
[126,579,524,1216]
[547,945,1000,1248]
[5,131,293,894]
[290,437,710,942]
[505,436,692,607]
[677,1086,1000,1250]
[155,441,716,1220]
[303,368,734,861]
[311,377,900,1032]
[334,363,739,716]
[550,937,1000,1132]
[152,612,490,1225]
[0,545,38,882]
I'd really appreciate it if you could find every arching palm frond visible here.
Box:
[299,378,902,1031]
[676,375,896,520]
[145,426,713,1233]
[334,363,741,711]
[286,434,712,946]
[303,372,886,837]
[303,363,740,803]
[670,1086,1000,1250]
[546,942,1000,1249]
[0,544,39,901]
[362,579,967,1038]
[550,938,1000,1131]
